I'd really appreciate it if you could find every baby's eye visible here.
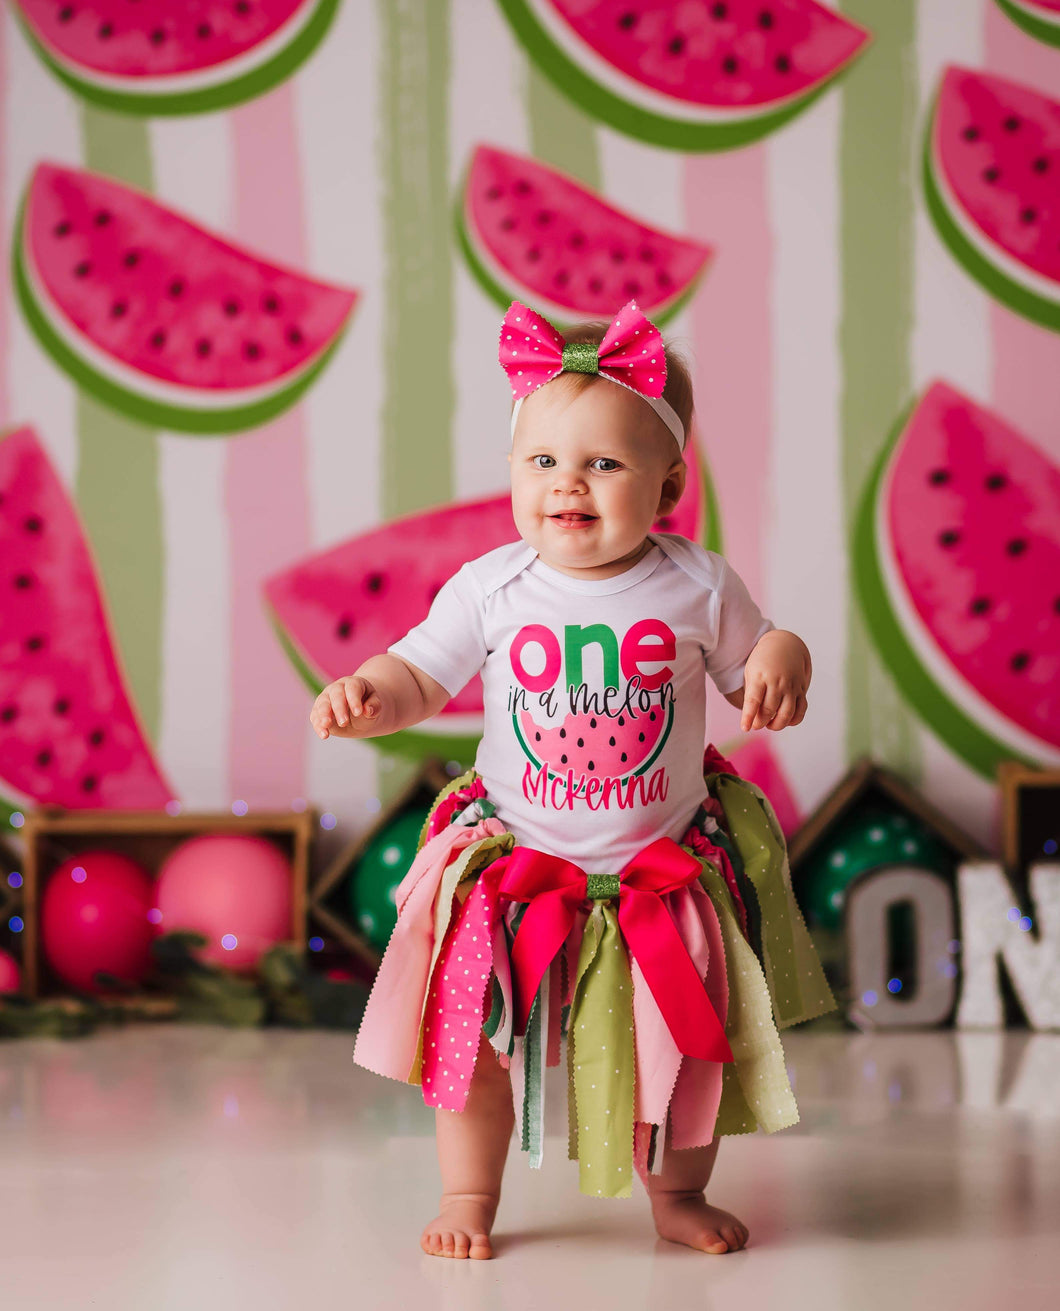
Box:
[591,457,621,472]
[532,454,556,468]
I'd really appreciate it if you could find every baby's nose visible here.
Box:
[552,468,588,492]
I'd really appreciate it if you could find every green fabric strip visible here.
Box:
[78,110,162,743]
[521,970,546,1167]
[570,902,635,1199]
[838,0,921,778]
[715,776,836,1029]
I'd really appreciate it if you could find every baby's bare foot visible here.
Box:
[420,1191,497,1260]
[651,1189,749,1254]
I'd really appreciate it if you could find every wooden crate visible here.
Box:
[308,758,453,972]
[19,807,316,1003]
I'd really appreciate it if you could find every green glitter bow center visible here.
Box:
[585,872,621,902]
[561,341,599,375]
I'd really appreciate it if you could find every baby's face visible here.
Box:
[508,380,685,580]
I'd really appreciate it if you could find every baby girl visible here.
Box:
[311,300,824,1260]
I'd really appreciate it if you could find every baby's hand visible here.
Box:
[739,631,811,732]
[310,676,384,740]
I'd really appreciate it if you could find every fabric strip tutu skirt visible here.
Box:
[352,744,835,1199]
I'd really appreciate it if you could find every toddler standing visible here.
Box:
[312,299,834,1259]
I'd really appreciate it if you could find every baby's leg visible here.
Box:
[421,1030,514,1260]
[645,1137,750,1254]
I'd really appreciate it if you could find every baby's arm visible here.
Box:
[309,654,450,741]
[722,629,812,733]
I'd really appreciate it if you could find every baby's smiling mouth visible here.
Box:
[549,511,598,527]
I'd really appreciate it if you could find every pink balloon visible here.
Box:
[0,948,22,993]
[155,834,292,971]
[41,850,158,993]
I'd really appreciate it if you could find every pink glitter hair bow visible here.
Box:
[498,298,685,449]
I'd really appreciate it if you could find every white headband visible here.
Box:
[510,374,686,451]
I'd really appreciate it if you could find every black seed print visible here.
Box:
[649,710,657,721]
[243,341,261,360]
[54,697,70,715]
[88,729,105,747]
[336,618,353,639]
[983,167,999,184]
[1003,116,1020,131]
[535,732,541,742]
[74,261,91,278]
[14,574,33,589]
[0,706,17,723]
[618,11,637,29]
[962,125,980,141]
[561,754,568,764]
[722,55,738,74]
[985,473,1007,491]
[24,515,43,533]
[111,300,127,318]
[263,293,281,314]
[609,737,616,747]
[1006,538,1027,556]
[559,728,567,738]
[618,716,625,727]
[669,35,686,56]
[287,326,304,347]
[169,279,185,298]
[577,738,584,748]
[195,339,212,358]
[587,761,595,771]
[124,251,139,268]
[939,529,960,547]
[1032,157,1049,174]
[25,635,44,652]
[775,54,791,73]
[198,22,212,38]
[365,572,385,593]
[621,753,627,763]
[94,210,111,226]
[929,468,950,485]
[970,597,991,615]
[54,221,72,237]
[638,732,646,743]
[224,299,241,316]
[589,718,597,729]
[81,776,98,792]
[1010,652,1030,672]
[36,750,52,768]
[149,330,166,350]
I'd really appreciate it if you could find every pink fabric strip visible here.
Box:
[352,819,505,1082]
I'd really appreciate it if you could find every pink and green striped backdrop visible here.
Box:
[2,0,1058,859]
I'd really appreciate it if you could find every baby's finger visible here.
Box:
[790,694,808,727]
[361,688,382,719]
[344,677,366,718]
[740,677,766,732]
[327,683,351,727]
[766,691,799,730]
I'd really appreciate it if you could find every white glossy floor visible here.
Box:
[1,1025,1058,1310]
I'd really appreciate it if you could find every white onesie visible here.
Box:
[388,534,773,875]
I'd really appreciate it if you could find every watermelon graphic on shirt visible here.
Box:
[0,426,176,826]
[853,381,1060,778]
[11,1,341,116]
[515,702,673,792]
[923,68,1060,333]
[993,0,1060,48]
[496,0,872,151]
[457,144,713,325]
[14,163,358,435]
[265,436,717,759]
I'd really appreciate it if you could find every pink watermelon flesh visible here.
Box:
[26,163,356,393]
[16,1,310,77]
[266,443,704,721]
[520,703,667,779]
[466,145,711,317]
[887,381,1060,751]
[0,426,176,810]
[935,68,1060,286]
[550,0,869,110]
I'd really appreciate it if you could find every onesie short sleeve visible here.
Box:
[387,562,488,698]
[704,555,774,694]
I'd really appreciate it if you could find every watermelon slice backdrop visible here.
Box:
[11,1,342,116]
[0,426,176,827]
[853,381,1060,779]
[456,144,713,326]
[923,67,1060,334]
[496,0,872,151]
[264,435,719,760]
[13,163,358,435]
[994,0,1060,49]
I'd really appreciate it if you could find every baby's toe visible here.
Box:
[441,1231,456,1256]
[701,1230,729,1253]
[469,1233,493,1260]
[452,1232,470,1258]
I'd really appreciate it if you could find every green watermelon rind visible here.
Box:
[993,0,1060,48]
[12,192,352,436]
[852,402,1046,779]
[267,611,482,766]
[922,93,1060,334]
[11,0,342,117]
[512,699,675,791]
[496,0,869,152]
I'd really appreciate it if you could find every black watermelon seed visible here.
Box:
[669,35,686,56]
[36,750,52,767]
[559,728,566,739]
[970,597,991,615]
[1003,116,1020,131]
[657,269,672,288]
[723,55,738,74]
[198,22,212,38]
[587,761,595,771]
[59,6,73,21]
[150,28,166,45]
[149,330,166,349]
[527,246,541,262]
[26,635,44,652]
[1006,538,1028,556]
[0,706,17,723]
[939,529,960,547]
[985,473,1007,490]
[649,710,657,721]
[610,247,627,263]
[365,571,385,593]
[638,246,656,262]
[74,261,91,277]
[287,326,304,347]
[1020,208,1037,224]
[485,185,502,201]
[88,729,105,747]
[569,232,586,249]
[1033,157,1049,174]
[336,617,353,639]
[235,1,251,13]
[638,732,646,743]
[1010,652,1030,672]
[513,178,531,196]
[243,341,261,360]
[711,2,728,16]
[81,776,98,792]
[263,293,281,313]
[618,11,637,29]
[554,270,569,288]
[618,716,625,726]
[589,718,597,728]
[962,125,980,141]
[621,753,627,763]
[775,54,791,73]
[110,300,127,318]
[124,250,139,267]
[623,279,642,296]
[169,279,184,297]
[929,468,950,485]
[577,737,584,748]
[54,220,72,237]
[24,515,43,533]
[54,698,70,715]
[535,210,553,225]
[759,10,774,28]
[14,574,33,589]
[588,277,603,294]
[561,754,568,764]
[499,216,516,231]
[99,22,113,38]
[94,210,111,226]
[224,299,240,316]
[983,167,1000,183]
[535,732,541,742]
[195,338,212,358]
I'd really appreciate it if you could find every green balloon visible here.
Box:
[347,809,431,951]
[797,806,953,933]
